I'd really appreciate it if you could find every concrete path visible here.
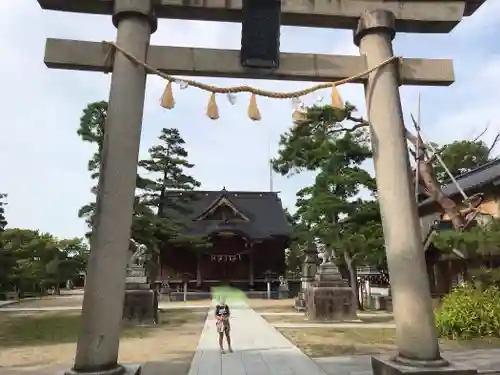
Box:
[188,302,328,375]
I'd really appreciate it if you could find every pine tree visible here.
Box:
[135,127,201,280]
[76,101,107,233]
[139,127,201,212]
[0,193,7,232]
[273,104,384,306]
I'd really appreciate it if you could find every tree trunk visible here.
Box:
[417,160,465,230]
[344,251,361,310]
[406,129,474,231]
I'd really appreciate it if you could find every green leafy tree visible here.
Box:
[273,104,384,304]
[0,194,12,289]
[0,229,88,294]
[45,238,89,294]
[284,208,309,274]
[433,140,494,184]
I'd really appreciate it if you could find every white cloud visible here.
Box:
[0,0,499,238]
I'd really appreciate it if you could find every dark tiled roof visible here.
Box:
[419,158,500,209]
[160,190,291,240]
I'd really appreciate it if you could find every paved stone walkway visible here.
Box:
[188,302,328,375]
[315,349,500,375]
[189,303,500,375]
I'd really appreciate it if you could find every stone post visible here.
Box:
[302,243,319,290]
[294,243,318,311]
[264,270,273,299]
[70,2,157,375]
[249,250,254,288]
[196,252,202,287]
[353,9,445,368]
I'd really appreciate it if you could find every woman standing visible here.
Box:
[215,297,233,353]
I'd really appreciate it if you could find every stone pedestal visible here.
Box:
[306,262,357,321]
[123,266,158,326]
[278,284,289,299]
[278,276,289,299]
[294,291,307,311]
[371,356,476,375]
[65,364,141,375]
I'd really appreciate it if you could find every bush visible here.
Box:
[469,267,500,290]
[435,286,500,339]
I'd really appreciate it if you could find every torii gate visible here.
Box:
[37,1,483,375]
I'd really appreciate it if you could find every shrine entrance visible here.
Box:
[206,234,249,282]
[37,1,485,375]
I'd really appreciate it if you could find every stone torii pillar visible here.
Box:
[353,9,475,375]
[70,1,157,375]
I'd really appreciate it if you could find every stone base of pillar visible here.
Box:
[65,364,141,375]
[123,289,158,326]
[372,356,477,375]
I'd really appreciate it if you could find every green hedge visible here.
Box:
[435,286,500,339]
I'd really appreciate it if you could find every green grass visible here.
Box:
[0,309,206,348]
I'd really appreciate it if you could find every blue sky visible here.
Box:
[1,1,500,239]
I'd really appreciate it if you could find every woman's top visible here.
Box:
[215,304,230,318]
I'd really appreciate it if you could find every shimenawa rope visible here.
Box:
[102,40,402,120]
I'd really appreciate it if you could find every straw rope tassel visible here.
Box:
[206,92,219,120]
[248,93,262,121]
[331,85,347,120]
[160,81,175,109]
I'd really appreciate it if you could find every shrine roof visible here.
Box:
[160,190,291,240]
[418,158,500,212]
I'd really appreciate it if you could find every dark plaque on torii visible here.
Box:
[240,0,281,69]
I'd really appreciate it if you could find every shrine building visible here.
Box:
[157,188,291,292]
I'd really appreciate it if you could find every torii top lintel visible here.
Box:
[38,0,485,33]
